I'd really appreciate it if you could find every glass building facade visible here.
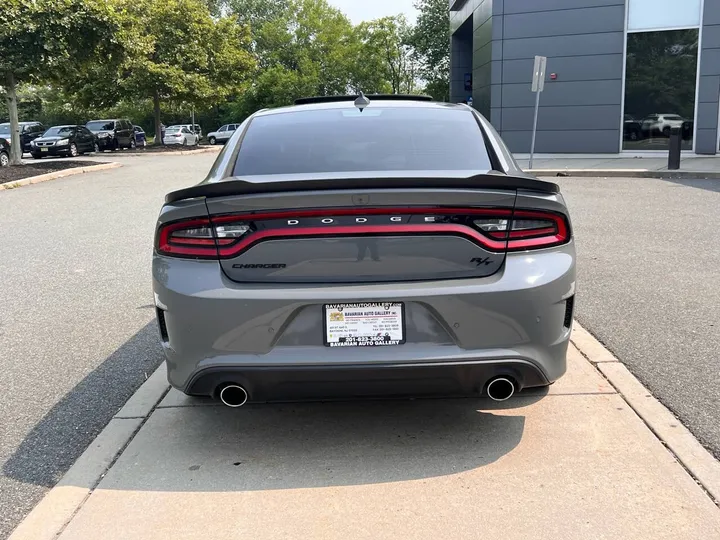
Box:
[450,0,720,154]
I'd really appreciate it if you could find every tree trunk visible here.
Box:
[153,89,162,145]
[5,72,22,165]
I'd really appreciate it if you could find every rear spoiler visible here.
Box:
[165,172,559,204]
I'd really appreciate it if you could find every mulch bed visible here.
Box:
[0,160,109,185]
[115,143,214,154]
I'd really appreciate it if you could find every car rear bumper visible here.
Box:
[183,359,550,401]
[153,243,576,398]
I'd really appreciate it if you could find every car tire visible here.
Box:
[208,136,216,145]
[69,143,79,157]
[0,152,8,167]
[93,142,100,153]
[112,139,119,151]
[129,138,137,150]
[663,127,671,137]
[31,153,42,160]
[182,139,187,146]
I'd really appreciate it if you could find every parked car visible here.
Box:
[30,125,96,158]
[641,114,685,137]
[153,94,576,407]
[86,118,135,151]
[206,123,239,145]
[163,125,199,146]
[0,121,45,153]
[0,138,9,167]
[178,124,202,139]
[623,114,642,141]
[133,125,147,147]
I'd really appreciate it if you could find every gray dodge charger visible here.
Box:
[153,94,576,407]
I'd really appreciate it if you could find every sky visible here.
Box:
[328,0,418,24]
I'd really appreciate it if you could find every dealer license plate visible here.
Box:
[324,302,405,347]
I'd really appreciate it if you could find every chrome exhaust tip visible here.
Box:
[486,377,515,402]
[219,384,249,408]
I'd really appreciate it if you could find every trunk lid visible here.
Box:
[203,183,519,284]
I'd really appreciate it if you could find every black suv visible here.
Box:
[0,121,45,153]
[85,119,135,151]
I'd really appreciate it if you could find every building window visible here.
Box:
[623,29,699,151]
[627,0,702,31]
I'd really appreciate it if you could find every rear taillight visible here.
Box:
[156,218,251,258]
[475,210,569,251]
[156,207,570,259]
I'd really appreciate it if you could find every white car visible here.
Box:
[163,126,199,146]
[641,114,685,137]
[206,123,240,145]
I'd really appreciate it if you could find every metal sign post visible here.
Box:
[529,55,547,170]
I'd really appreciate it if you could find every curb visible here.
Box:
[571,321,720,504]
[0,162,122,191]
[107,146,222,158]
[530,169,720,179]
[7,365,170,540]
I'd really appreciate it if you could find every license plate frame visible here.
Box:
[323,302,406,348]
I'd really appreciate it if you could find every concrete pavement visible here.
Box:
[9,342,720,540]
[516,153,720,178]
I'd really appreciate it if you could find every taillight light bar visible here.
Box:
[155,207,570,259]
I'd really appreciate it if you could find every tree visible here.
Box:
[110,0,255,144]
[407,0,450,101]
[357,16,420,95]
[0,0,124,164]
[229,0,364,116]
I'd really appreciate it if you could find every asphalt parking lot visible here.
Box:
[555,175,720,459]
[0,153,217,538]
[1,156,719,537]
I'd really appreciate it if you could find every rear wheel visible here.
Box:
[94,142,100,153]
[0,151,9,167]
[208,136,216,145]
[129,138,136,149]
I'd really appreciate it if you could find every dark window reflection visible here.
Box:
[623,29,698,151]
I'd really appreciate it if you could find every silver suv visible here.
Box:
[206,123,239,145]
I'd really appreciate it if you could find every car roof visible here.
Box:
[48,124,78,128]
[253,99,467,119]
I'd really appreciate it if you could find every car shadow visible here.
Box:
[4,317,547,492]
[96,390,546,492]
[2,321,165,488]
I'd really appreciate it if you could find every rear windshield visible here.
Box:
[0,124,10,135]
[233,107,492,175]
